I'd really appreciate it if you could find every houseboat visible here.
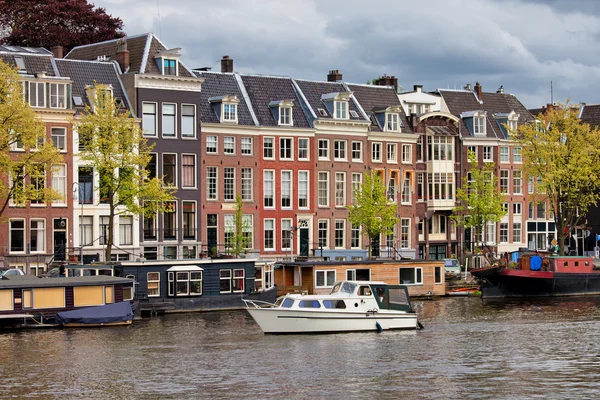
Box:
[113,258,277,315]
[471,253,600,298]
[244,280,420,334]
[0,275,134,328]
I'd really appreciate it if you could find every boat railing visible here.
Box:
[243,299,276,309]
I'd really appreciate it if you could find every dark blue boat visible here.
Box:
[56,301,133,327]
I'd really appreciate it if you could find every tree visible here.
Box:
[226,195,251,257]
[348,172,398,257]
[0,60,63,217]
[0,0,125,52]
[76,84,174,261]
[513,102,600,255]
[451,151,505,253]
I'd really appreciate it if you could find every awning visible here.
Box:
[166,265,204,272]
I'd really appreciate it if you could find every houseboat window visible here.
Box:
[220,270,232,293]
[105,286,114,303]
[315,270,336,288]
[563,262,568,267]
[190,272,202,295]
[123,287,134,301]
[281,298,295,308]
[98,269,112,276]
[323,300,346,309]
[574,262,579,267]
[347,268,371,281]
[0,289,14,311]
[147,272,160,297]
[434,266,442,284]
[358,286,372,296]
[299,300,321,308]
[233,269,245,293]
[74,286,105,307]
[399,267,423,285]
[31,287,65,309]
[176,272,189,295]
[22,290,32,309]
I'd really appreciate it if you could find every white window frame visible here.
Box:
[315,270,336,288]
[318,171,329,207]
[334,219,345,248]
[402,144,412,164]
[298,138,309,160]
[51,164,67,206]
[385,112,400,132]
[49,83,67,109]
[241,137,253,155]
[279,106,292,126]
[352,141,363,162]
[162,153,177,188]
[387,143,397,163]
[279,138,293,160]
[206,166,218,200]
[263,137,274,160]
[334,101,348,119]
[483,146,493,162]
[206,135,217,154]
[401,218,410,249]
[181,153,197,189]
[222,103,237,123]
[181,104,196,138]
[513,146,522,163]
[264,219,275,251]
[241,167,253,201]
[372,142,382,163]
[147,272,160,297]
[500,146,509,163]
[223,167,236,201]
[334,140,347,161]
[263,170,275,208]
[318,139,330,160]
[474,115,486,136]
[51,127,67,152]
[161,103,177,138]
[281,170,292,209]
[318,219,329,249]
[399,267,423,285]
[29,219,46,253]
[335,172,346,207]
[298,170,309,209]
[224,136,235,155]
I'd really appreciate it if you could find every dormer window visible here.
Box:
[494,110,520,135]
[49,83,67,108]
[209,95,239,124]
[386,113,400,132]
[24,81,45,108]
[163,59,177,75]
[269,100,294,126]
[155,48,182,77]
[374,106,402,132]
[474,116,485,135]
[321,91,353,120]
[85,84,113,112]
[461,110,486,137]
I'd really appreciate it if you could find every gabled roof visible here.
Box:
[0,52,57,76]
[55,59,132,114]
[0,45,51,55]
[194,71,256,126]
[347,83,412,133]
[580,104,600,129]
[293,79,366,122]
[65,33,195,77]
[240,74,311,128]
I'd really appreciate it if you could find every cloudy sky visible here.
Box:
[92,0,600,108]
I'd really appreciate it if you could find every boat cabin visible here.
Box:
[516,253,600,274]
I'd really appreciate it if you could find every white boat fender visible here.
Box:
[376,321,383,332]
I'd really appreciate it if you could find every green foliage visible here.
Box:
[77,84,175,260]
[348,172,398,257]
[0,60,63,217]
[451,151,505,246]
[226,195,251,257]
[513,102,600,255]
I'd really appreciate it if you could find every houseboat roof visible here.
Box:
[277,259,443,267]
[118,259,254,267]
[0,275,133,289]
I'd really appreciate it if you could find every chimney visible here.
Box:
[114,38,130,72]
[496,85,504,94]
[375,75,398,92]
[413,84,423,93]
[474,82,482,98]
[221,55,233,73]
[51,46,63,59]
[327,69,342,82]
[411,112,418,130]
[464,83,472,90]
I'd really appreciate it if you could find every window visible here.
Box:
[162,103,176,137]
[49,83,67,108]
[528,202,535,219]
[316,270,336,287]
[334,101,348,119]
[399,267,423,285]
[334,219,345,248]
[528,176,535,194]
[298,138,309,160]
[402,144,412,163]
[51,164,67,205]
[224,136,235,154]
[26,81,45,108]
[281,219,292,250]
[318,219,329,248]
[51,127,66,151]
[223,103,237,122]
[280,138,292,160]
[513,170,522,195]
[206,166,217,200]
[30,164,46,205]
[427,173,454,201]
[467,146,477,158]
[224,215,234,249]
[147,153,157,181]
[318,172,329,207]
[386,113,400,132]
[169,270,202,296]
[507,118,518,132]
[29,219,45,252]
[281,170,292,208]
[241,168,253,201]
[181,104,196,138]
[500,170,509,193]
[500,146,509,163]
[80,216,93,246]
[401,218,410,248]
[147,272,160,297]
[417,173,424,201]
[164,201,177,240]
[513,147,522,163]
[513,222,522,243]
[428,215,447,235]
[474,115,486,136]
[99,216,110,245]
[142,102,156,136]
[119,216,133,245]
[182,201,196,240]
[263,170,274,208]
[181,154,196,188]
[500,223,509,243]
[163,59,177,75]
[264,219,275,250]
[416,136,423,161]
[318,139,329,160]
[298,171,309,208]
[334,140,347,161]
[427,136,454,162]
[241,137,252,155]
[206,135,217,153]
[263,137,274,159]
[352,141,362,161]
[387,143,397,163]
[335,172,346,207]
[143,202,157,241]
[351,173,362,204]
[483,146,493,162]
[537,202,546,219]
[513,202,522,215]
[351,223,361,248]
[279,106,292,125]
[224,167,235,201]
[220,269,245,293]
[372,142,382,162]
[162,154,176,187]
[144,247,158,261]
[402,176,411,204]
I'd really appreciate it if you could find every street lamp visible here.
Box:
[72,182,84,265]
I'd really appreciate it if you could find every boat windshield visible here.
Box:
[341,282,356,294]
[330,282,342,294]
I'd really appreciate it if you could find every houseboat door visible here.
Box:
[299,228,309,257]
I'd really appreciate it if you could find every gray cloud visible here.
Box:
[92,0,600,108]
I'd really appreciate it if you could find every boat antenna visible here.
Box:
[551,80,553,105]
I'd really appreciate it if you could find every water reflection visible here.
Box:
[2,297,600,399]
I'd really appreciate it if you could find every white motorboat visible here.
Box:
[243,280,421,334]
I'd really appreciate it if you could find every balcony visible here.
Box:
[426,197,455,211]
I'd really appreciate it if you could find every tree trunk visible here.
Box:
[105,197,115,262]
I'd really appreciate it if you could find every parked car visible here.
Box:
[0,268,25,278]
[444,259,462,279]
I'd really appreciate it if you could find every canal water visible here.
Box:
[2,296,600,399]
